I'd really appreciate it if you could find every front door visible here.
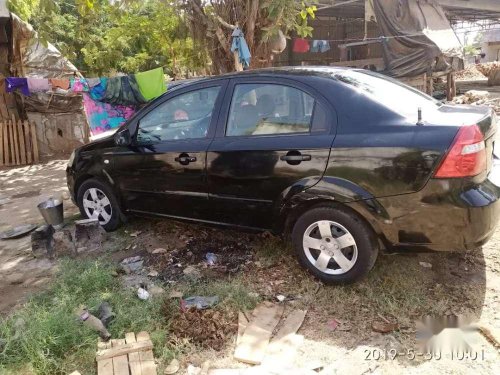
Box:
[109,81,227,220]
[207,79,337,229]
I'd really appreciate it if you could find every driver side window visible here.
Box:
[137,86,221,143]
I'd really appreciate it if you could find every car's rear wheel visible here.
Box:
[77,179,122,232]
[292,206,378,284]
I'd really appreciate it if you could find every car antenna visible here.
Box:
[416,107,424,126]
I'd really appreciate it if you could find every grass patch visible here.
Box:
[255,236,290,268]
[0,259,165,375]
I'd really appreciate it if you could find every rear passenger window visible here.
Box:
[226,84,314,136]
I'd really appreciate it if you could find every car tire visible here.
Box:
[77,178,122,232]
[292,205,378,284]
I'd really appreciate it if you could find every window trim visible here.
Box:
[215,77,335,140]
[129,80,228,144]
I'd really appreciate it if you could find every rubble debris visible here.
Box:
[97,301,115,327]
[450,90,500,114]
[164,358,180,374]
[234,302,284,365]
[52,229,75,257]
[137,287,150,300]
[476,62,500,86]
[74,218,106,252]
[75,306,111,340]
[419,261,432,269]
[183,296,219,310]
[169,308,238,351]
[120,255,144,273]
[151,247,167,254]
[0,224,38,239]
[455,65,486,81]
[96,331,156,375]
[31,224,55,258]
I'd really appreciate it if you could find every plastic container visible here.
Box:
[37,197,64,229]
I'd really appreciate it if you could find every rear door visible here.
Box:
[207,77,337,229]
[109,80,227,220]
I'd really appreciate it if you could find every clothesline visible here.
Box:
[292,32,428,44]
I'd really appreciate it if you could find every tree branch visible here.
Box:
[215,14,236,30]
[246,0,259,50]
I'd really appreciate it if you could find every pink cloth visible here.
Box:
[27,78,50,93]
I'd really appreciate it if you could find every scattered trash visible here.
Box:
[130,231,142,237]
[137,288,150,300]
[121,256,144,273]
[276,294,286,302]
[371,320,399,334]
[152,247,167,254]
[182,296,219,310]
[148,270,159,277]
[205,252,218,265]
[0,224,38,240]
[75,306,111,340]
[37,197,64,229]
[164,358,180,374]
[419,261,432,269]
[97,301,115,327]
[327,319,339,331]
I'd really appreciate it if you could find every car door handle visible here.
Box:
[280,154,311,162]
[175,154,197,164]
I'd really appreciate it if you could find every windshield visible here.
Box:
[331,70,441,122]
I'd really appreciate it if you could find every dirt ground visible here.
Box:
[0,160,78,313]
[1,155,500,373]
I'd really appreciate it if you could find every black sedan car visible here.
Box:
[67,67,500,283]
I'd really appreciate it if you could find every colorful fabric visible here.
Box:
[293,38,310,53]
[134,67,166,101]
[101,76,146,106]
[82,93,135,136]
[89,77,108,101]
[27,78,50,93]
[5,77,30,96]
[311,40,331,53]
[49,78,70,90]
[231,27,252,67]
[87,78,101,88]
[71,78,89,92]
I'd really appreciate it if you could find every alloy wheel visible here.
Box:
[303,220,358,275]
[82,187,113,225]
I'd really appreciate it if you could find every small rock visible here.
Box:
[164,358,180,374]
[148,270,159,277]
[419,261,432,269]
[276,294,286,302]
[152,248,167,254]
[372,320,398,333]
[183,265,201,279]
[149,285,166,297]
[137,288,150,300]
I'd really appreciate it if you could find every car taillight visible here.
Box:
[434,124,486,178]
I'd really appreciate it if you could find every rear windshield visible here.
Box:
[332,70,441,122]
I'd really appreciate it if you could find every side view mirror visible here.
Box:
[114,128,132,147]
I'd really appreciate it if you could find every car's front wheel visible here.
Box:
[77,179,122,232]
[292,206,378,284]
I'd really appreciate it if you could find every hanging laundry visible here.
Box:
[102,76,146,106]
[70,78,89,92]
[134,67,166,101]
[86,77,101,88]
[89,77,108,101]
[27,78,50,93]
[5,77,30,96]
[310,40,331,53]
[82,93,136,136]
[293,38,310,53]
[49,78,70,90]
[231,27,252,68]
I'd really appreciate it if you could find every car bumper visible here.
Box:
[373,167,500,252]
